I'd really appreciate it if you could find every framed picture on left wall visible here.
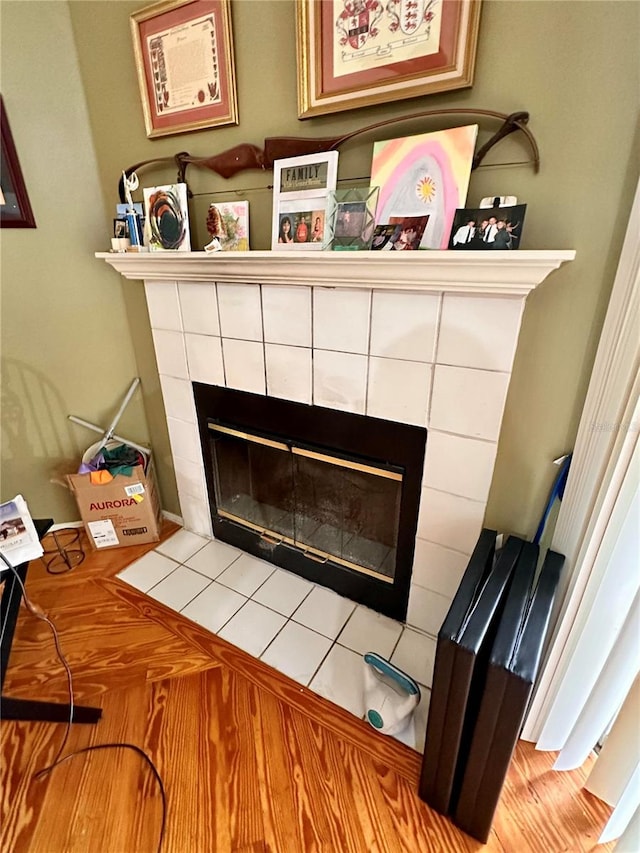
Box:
[1,97,36,228]
[130,0,238,138]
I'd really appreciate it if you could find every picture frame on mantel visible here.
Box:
[1,97,36,228]
[130,0,238,139]
[296,0,482,119]
[271,151,339,251]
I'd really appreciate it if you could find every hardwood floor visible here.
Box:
[1,521,613,852]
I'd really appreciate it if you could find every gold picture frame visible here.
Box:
[130,0,238,139]
[296,0,482,119]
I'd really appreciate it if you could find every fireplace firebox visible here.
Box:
[194,383,426,621]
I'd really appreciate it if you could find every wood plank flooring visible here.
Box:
[1,522,614,852]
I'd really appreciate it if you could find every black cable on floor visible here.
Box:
[1,551,167,853]
[34,742,166,852]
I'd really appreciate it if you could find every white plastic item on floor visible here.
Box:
[363,652,420,736]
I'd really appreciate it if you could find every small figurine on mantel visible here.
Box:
[122,170,143,247]
[204,204,226,252]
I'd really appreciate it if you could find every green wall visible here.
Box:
[2,0,639,539]
[0,0,154,521]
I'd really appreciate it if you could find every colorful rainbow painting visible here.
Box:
[370,125,478,250]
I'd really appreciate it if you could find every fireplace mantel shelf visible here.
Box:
[96,249,576,297]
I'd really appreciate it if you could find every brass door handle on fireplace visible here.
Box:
[303,550,329,565]
[259,533,283,547]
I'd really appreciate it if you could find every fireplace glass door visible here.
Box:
[209,423,403,582]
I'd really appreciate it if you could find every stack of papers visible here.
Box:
[0,495,44,569]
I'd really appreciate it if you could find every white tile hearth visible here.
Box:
[117,551,180,593]
[147,565,211,610]
[252,568,314,617]
[216,552,275,596]
[309,644,366,718]
[181,582,246,633]
[391,627,437,689]
[261,621,332,685]
[292,586,356,639]
[116,529,441,753]
[337,605,403,658]
[155,528,209,563]
[185,538,242,579]
[218,599,287,657]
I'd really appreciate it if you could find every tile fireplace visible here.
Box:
[98,250,575,635]
[194,382,426,620]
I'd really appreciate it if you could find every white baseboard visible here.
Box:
[162,510,183,526]
[50,520,84,531]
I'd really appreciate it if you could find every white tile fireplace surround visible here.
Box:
[99,250,574,686]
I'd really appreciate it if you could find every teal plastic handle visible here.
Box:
[363,652,420,696]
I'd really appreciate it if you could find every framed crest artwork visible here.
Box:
[130,0,238,138]
[296,0,482,118]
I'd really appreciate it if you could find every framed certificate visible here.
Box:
[131,0,238,138]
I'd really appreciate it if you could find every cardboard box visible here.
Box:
[67,459,161,550]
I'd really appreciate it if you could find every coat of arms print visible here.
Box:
[334,0,440,71]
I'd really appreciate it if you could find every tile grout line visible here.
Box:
[173,578,214,613]
[256,585,338,667]
[142,565,182,595]
[173,548,419,651]
[306,636,337,690]
[143,543,424,742]
[259,284,268,396]
[148,546,433,653]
